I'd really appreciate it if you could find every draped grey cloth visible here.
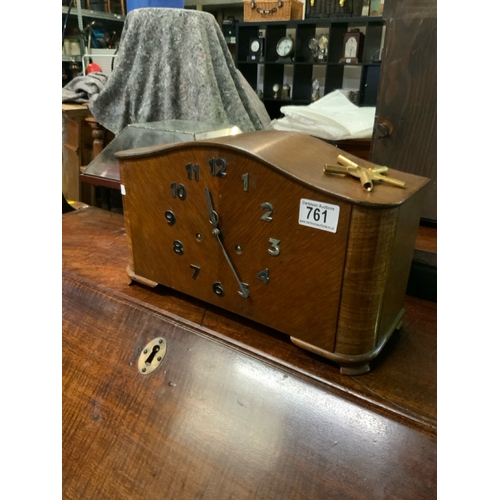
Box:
[88,8,271,134]
[62,72,108,104]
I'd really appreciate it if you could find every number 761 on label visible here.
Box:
[298,198,340,233]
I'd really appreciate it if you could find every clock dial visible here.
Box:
[345,36,357,58]
[250,40,260,53]
[276,36,294,58]
[120,143,352,351]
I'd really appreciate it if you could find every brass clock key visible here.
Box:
[324,155,406,192]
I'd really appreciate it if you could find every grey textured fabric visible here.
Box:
[62,72,108,104]
[88,8,271,134]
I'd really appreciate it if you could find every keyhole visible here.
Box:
[145,344,160,366]
[138,337,167,375]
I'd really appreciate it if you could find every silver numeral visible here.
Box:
[238,283,250,297]
[190,264,200,279]
[268,238,280,256]
[186,163,199,181]
[209,158,227,177]
[256,268,270,284]
[261,202,273,222]
[242,173,249,191]
[164,210,176,226]
[173,240,184,255]
[171,183,187,200]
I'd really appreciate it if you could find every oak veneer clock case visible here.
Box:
[117,130,429,375]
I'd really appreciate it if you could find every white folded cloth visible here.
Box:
[270,90,375,141]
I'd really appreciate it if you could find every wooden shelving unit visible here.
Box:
[235,17,385,119]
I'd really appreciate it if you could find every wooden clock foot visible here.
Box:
[126,265,158,288]
[339,363,371,376]
[290,337,371,375]
[290,310,404,376]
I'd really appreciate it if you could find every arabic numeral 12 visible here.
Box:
[306,207,328,223]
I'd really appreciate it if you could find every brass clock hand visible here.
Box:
[204,188,250,299]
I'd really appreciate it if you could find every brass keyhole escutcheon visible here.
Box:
[138,337,167,375]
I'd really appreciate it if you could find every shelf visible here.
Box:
[184,0,243,6]
[239,16,384,27]
[235,17,385,118]
[62,5,125,74]
[238,60,378,66]
[62,54,83,62]
[62,6,126,22]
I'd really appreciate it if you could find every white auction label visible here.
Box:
[298,198,340,233]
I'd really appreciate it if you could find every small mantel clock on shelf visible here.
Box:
[276,35,294,63]
[339,29,365,64]
[248,37,264,62]
[281,83,291,99]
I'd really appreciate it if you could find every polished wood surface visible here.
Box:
[116,130,428,207]
[415,225,437,255]
[63,208,436,428]
[335,205,399,355]
[117,132,429,372]
[63,207,436,499]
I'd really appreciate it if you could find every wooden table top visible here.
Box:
[62,207,437,499]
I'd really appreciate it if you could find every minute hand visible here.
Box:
[204,188,249,299]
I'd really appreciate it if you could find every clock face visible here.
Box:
[120,144,352,351]
[273,83,280,92]
[276,36,294,57]
[345,36,357,58]
[250,40,260,53]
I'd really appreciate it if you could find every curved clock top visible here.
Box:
[116,130,429,207]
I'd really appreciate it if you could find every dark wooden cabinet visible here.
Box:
[235,17,385,119]
[369,0,437,222]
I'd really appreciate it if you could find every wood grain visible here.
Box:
[335,205,398,355]
[117,130,429,208]
[370,0,437,220]
[120,146,352,351]
[63,204,436,435]
[62,105,92,202]
[63,271,436,499]
[378,186,427,341]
